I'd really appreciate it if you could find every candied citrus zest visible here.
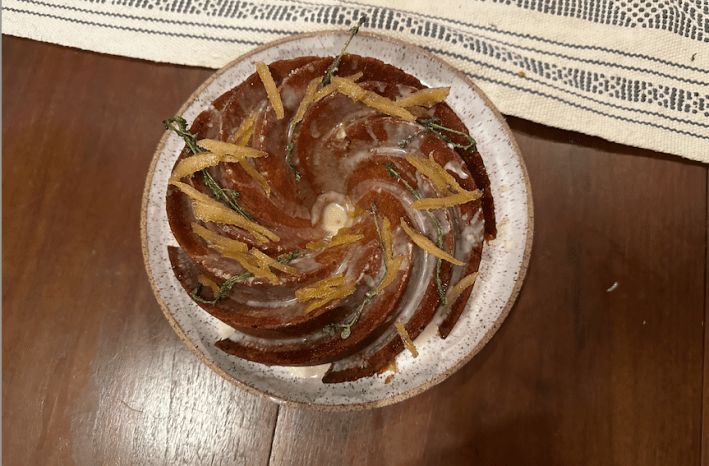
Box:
[332,76,367,100]
[377,360,397,375]
[313,72,363,103]
[170,181,280,243]
[405,152,463,194]
[396,87,450,108]
[305,239,327,251]
[313,81,338,103]
[221,250,280,285]
[238,159,271,198]
[331,77,415,121]
[302,284,356,314]
[191,222,248,254]
[170,152,224,182]
[410,190,482,210]
[198,275,220,296]
[228,110,259,146]
[250,248,297,275]
[197,139,267,159]
[447,272,480,304]
[429,152,465,193]
[295,273,356,314]
[255,61,285,119]
[329,233,364,248]
[293,77,322,125]
[376,255,404,293]
[192,200,270,243]
[404,154,447,192]
[361,92,415,121]
[395,322,418,358]
[400,218,465,266]
[302,296,333,315]
[295,275,348,301]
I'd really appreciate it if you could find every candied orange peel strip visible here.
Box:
[198,275,221,296]
[224,111,272,198]
[249,248,297,276]
[170,145,264,182]
[447,272,480,304]
[405,153,463,194]
[197,139,266,160]
[255,62,285,119]
[395,322,418,358]
[228,110,259,146]
[313,72,363,103]
[405,152,482,210]
[375,218,406,293]
[377,359,397,375]
[376,256,404,293]
[169,152,224,182]
[400,218,465,266]
[221,249,280,285]
[295,274,356,314]
[191,222,248,254]
[293,78,322,125]
[331,77,415,121]
[170,137,269,194]
[306,227,364,251]
[293,73,365,126]
[295,275,347,300]
[219,247,297,285]
[329,233,364,248]
[170,181,279,243]
[410,190,482,210]
[396,87,450,108]
[238,159,271,198]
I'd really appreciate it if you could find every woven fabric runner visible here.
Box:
[3,0,708,162]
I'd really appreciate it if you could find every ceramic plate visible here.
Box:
[141,30,533,411]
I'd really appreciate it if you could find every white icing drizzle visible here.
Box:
[286,364,331,379]
[444,160,469,179]
[216,321,236,339]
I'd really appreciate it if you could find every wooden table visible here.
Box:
[3,35,707,465]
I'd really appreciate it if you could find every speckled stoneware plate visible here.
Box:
[141,30,533,411]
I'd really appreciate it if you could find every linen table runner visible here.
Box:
[3,0,708,162]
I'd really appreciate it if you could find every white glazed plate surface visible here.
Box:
[141,31,533,410]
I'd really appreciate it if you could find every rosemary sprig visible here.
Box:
[192,271,251,305]
[418,117,477,153]
[324,203,388,339]
[398,133,417,148]
[321,16,367,88]
[164,116,205,155]
[163,116,252,220]
[285,16,367,180]
[192,250,305,305]
[285,140,301,181]
[201,169,253,221]
[383,162,447,305]
[275,249,307,263]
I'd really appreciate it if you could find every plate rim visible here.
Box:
[140,29,534,411]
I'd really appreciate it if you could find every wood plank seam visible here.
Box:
[267,404,281,466]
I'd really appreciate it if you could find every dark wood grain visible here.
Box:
[2,35,707,466]
[704,168,709,466]
[269,122,707,465]
[2,36,278,466]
